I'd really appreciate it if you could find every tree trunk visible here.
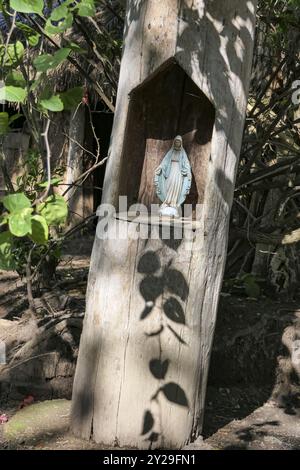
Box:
[65,106,85,227]
[71,0,258,448]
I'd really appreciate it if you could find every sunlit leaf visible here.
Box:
[0,41,24,65]
[50,4,68,21]
[37,194,68,226]
[2,193,31,212]
[38,177,61,188]
[44,12,73,35]
[76,0,96,17]
[10,0,43,14]
[39,94,64,112]
[8,207,33,237]
[0,86,27,103]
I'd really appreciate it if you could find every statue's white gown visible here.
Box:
[161,151,183,209]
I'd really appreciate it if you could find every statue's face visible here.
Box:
[174,138,182,150]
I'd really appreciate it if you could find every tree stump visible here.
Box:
[71,0,258,448]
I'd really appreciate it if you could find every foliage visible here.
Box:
[0,149,67,274]
[227,0,300,294]
[0,1,123,302]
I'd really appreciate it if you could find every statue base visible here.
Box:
[159,205,180,218]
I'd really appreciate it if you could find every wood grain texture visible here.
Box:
[71,0,258,448]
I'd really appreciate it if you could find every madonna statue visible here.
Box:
[154,135,192,218]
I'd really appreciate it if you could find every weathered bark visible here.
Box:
[65,106,86,227]
[71,0,258,448]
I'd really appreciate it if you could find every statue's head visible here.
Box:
[173,135,182,151]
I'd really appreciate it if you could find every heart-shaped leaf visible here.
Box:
[2,193,31,213]
[139,276,163,302]
[137,251,160,274]
[163,297,185,324]
[8,207,33,237]
[163,268,189,301]
[0,86,27,103]
[34,48,71,72]
[161,382,189,407]
[10,0,43,14]
[39,95,64,112]
[149,359,169,380]
[60,87,83,110]
[37,194,68,226]
[30,215,48,245]
[141,410,154,435]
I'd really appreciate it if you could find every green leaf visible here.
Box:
[0,112,9,136]
[10,0,44,14]
[76,0,96,17]
[33,48,71,72]
[0,213,8,226]
[16,22,40,46]
[8,207,33,237]
[38,177,61,188]
[30,215,48,245]
[37,194,68,226]
[0,232,15,271]
[44,11,73,35]
[50,4,68,21]
[9,113,23,126]
[5,71,26,88]
[0,41,24,65]
[60,87,83,110]
[2,193,31,212]
[33,53,52,72]
[66,41,86,54]
[40,94,64,112]
[0,86,27,103]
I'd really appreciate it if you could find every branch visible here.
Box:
[231,226,300,246]
[25,247,37,316]
[62,157,108,197]
[34,119,51,205]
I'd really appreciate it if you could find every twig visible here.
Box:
[33,119,51,205]
[25,247,37,316]
[62,157,108,196]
